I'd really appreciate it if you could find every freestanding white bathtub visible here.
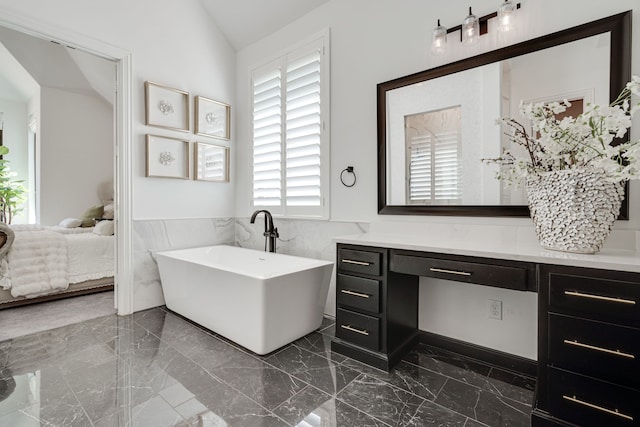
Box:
[156,245,334,355]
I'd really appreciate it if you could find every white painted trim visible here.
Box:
[115,54,134,315]
[0,11,134,315]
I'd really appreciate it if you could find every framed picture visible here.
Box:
[195,142,229,182]
[145,81,190,131]
[195,96,230,140]
[145,134,190,179]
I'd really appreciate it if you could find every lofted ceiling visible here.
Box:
[199,0,330,51]
[0,0,328,104]
[0,25,115,105]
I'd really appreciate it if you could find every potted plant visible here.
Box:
[0,146,27,224]
[485,76,640,253]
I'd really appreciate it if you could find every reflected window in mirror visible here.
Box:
[405,106,462,205]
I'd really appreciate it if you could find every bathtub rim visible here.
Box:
[155,244,334,280]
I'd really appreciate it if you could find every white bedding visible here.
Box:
[67,233,114,283]
[0,227,115,298]
[3,230,69,298]
[46,226,94,235]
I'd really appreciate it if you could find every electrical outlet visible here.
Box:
[488,299,503,320]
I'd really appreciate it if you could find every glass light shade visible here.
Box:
[498,0,517,32]
[461,7,479,46]
[431,19,447,54]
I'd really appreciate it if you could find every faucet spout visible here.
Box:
[250,210,278,252]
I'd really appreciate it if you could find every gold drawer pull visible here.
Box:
[340,289,370,299]
[342,259,371,266]
[563,340,635,359]
[564,290,636,305]
[340,324,369,336]
[562,395,634,421]
[429,267,472,276]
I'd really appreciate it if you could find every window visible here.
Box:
[405,106,462,204]
[251,31,329,218]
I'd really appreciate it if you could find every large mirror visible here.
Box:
[378,11,631,217]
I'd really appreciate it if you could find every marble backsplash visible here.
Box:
[235,218,368,261]
[133,217,368,314]
[236,218,369,317]
[133,218,235,312]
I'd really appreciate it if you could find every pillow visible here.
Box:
[93,220,114,236]
[58,217,82,228]
[80,205,104,227]
[102,203,114,220]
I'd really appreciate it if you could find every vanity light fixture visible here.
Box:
[431,2,521,53]
[497,0,517,32]
[461,7,480,46]
[431,19,447,54]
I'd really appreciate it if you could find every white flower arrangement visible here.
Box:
[485,76,640,185]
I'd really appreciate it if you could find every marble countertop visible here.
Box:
[334,232,640,273]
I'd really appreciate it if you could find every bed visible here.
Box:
[0,223,114,309]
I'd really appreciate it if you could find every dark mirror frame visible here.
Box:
[378,11,631,218]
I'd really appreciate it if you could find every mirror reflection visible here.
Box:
[386,33,610,206]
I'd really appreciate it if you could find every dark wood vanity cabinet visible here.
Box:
[334,242,640,426]
[533,265,640,427]
[332,244,419,370]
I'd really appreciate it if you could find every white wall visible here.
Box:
[237,0,640,224]
[39,86,113,225]
[236,0,640,360]
[0,0,237,222]
[0,0,237,311]
[0,98,28,223]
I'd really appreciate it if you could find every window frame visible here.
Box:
[250,29,330,219]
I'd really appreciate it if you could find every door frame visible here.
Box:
[0,10,134,315]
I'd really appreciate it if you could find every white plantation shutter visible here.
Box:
[285,49,321,207]
[252,66,282,206]
[251,32,329,217]
[408,130,462,203]
[408,136,432,201]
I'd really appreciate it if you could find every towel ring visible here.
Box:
[340,166,356,188]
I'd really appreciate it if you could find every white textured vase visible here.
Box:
[525,169,625,254]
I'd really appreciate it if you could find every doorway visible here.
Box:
[0,13,133,317]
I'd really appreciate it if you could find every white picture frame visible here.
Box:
[145,134,190,179]
[195,96,230,140]
[195,142,229,182]
[145,81,190,132]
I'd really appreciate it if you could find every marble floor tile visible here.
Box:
[342,358,448,401]
[212,358,307,410]
[0,308,536,427]
[0,291,115,342]
[274,385,387,427]
[293,331,346,363]
[266,345,360,395]
[482,368,536,406]
[404,343,492,388]
[186,376,289,427]
[64,358,127,423]
[402,400,469,427]
[434,378,483,419]
[337,374,426,426]
[473,390,531,427]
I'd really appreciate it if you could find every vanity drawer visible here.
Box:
[336,308,379,351]
[337,274,380,314]
[549,314,640,388]
[548,272,640,327]
[391,254,528,291]
[338,248,382,276]
[548,368,639,427]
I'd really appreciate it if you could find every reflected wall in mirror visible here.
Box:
[378,11,631,217]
